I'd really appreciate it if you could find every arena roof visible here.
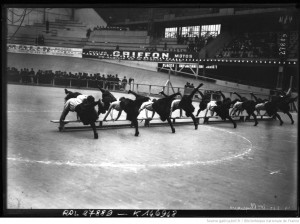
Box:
[95,6,298,26]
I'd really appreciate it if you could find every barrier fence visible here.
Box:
[7,74,297,112]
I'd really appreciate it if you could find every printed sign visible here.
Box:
[278,33,288,59]
[7,44,83,58]
[161,63,217,69]
[82,49,199,62]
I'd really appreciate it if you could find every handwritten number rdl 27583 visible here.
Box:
[62,209,177,217]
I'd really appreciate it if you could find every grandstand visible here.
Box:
[6,6,298,93]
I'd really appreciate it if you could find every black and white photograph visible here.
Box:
[2,4,299,218]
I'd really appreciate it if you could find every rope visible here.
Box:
[8,8,33,17]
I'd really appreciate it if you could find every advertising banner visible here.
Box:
[7,44,83,58]
[159,63,217,69]
[82,49,199,62]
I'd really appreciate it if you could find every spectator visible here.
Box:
[37,35,41,45]
[41,35,45,45]
[195,35,199,44]
[121,76,128,90]
[163,42,167,51]
[86,28,92,38]
[177,35,181,44]
[106,74,111,89]
[129,77,134,89]
[37,35,45,45]
[100,74,106,88]
[29,68,35,83]
[115,74,120,90]
[184,34,188,44]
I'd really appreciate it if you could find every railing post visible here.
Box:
[149,85,151,95]
[136,84,138,93]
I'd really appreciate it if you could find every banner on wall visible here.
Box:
[159,63,217,69]
[82,49,200,62]
[7,44,83,58]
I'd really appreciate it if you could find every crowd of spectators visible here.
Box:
[216,32,280,59]
[7,67,135,91]
[160,33,215,53]
[177,33,215,52]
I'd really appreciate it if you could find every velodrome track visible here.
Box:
[6,84,298,210]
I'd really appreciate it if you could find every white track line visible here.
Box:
[7,126,253,172]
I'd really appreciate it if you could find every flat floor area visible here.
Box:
[6,84,298,210]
